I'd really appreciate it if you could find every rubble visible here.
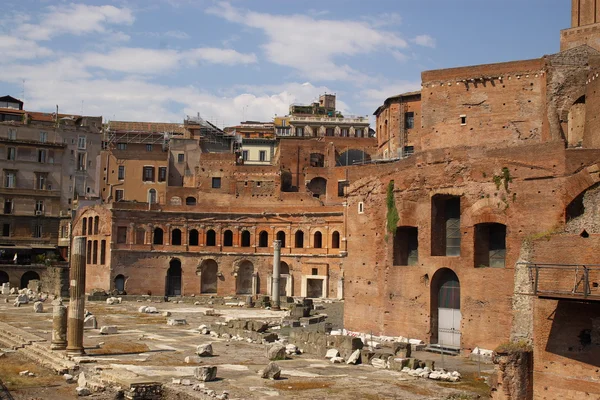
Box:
[266,343,286,361]
[261,362,281,379]
[99,325,118,335]
[33,301,43,313]
[196,343,213,357]
[194,366,217,382]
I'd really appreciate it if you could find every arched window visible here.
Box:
[332,231,340,249]
[206,229,216,246]
[88,217,93,235]
[259,231,269,247]
[223,230,233,247]
[148,189,157,204]
[114,274,125,292]
[189,229,199,246]
[241,230,251,247]
[171,229,182,245]
[277,231,286,248]
[153,227,164,245]
[186,197,197,206]
[94,216,99,235]
[313,231,322,248]
[295,230,304,248]
[82,218,87,236]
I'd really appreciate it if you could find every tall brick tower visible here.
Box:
[561,0,600,50]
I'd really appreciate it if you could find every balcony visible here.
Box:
[0,137,66,149]
[527,263,600,301]
[0,187,61,198]
[289,116,369,124]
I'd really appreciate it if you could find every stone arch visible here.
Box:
[236,260,254,295]
[331,231,340,249]
[114,274,125,292]
[430,268,461,348]
[307,177,327,198]
[166,258,182,296]
[337,149,370,166]
[0,270,8,284]
[189,229,199,246]
[566,95,586,147]
[185,196,197,206]
[206,229,216,246]
[20,271,40,289]
[171,228,182,246]
[258,230,269,247]
[153,227,164,245]
[199,259,218,294]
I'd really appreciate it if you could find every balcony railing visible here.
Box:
[289,116,369,124]
[526,263,600,301]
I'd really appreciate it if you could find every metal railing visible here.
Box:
[526,263,600,300]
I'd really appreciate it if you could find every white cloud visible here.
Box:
[18,4,134,41]
[0,35,53,61]
[81,47,256,74]
[206,2,408,83]
[412,34,436,48]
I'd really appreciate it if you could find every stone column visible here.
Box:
[66,236,86,355]
[272,240,281,311]
[50,298,67,350]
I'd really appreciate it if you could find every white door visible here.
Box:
[438,308,461,348]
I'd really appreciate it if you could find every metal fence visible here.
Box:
[525,263,600,300]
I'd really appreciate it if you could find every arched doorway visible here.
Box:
[172,229,182,245]
[206,229,216,246]
[241,230,251,247]
[237,260,254,295]
[20,271,40,289]
[114,274,125,292]
[223,230,233,247]
[431,268,461,348]
[200,259,218,294]
[313,231,322,248]
[153,227,164,245]
[259,231,269,247]
[189,229,199,246]
[166,259,182,296]
[0,270,9,284]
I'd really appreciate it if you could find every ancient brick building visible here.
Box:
[344,1,600,398]
[76,111,376,299]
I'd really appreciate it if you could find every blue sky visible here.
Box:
[0,0,569,126]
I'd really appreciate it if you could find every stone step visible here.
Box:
[424,344,460,356]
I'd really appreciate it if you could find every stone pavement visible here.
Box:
[0,295,491,399]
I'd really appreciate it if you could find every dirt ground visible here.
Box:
[0,296,492,399]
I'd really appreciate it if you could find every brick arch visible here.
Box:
[462,198,509,227]
[558,88,587,122]
[561,164,600,207]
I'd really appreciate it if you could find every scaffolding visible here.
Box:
[185,114,239,153]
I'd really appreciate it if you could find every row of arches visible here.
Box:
[119,258,292,296]
[0,270,41,289]
[147,227,341,249]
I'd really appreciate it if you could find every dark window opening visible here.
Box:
[2,223,9,237]
[393,227,419,266]
[206,229,216,246]
[259,231,269,247]
[212,177,221,189]
[310,153,325,167]
[405,112,415,129]
[82,218,87,236]
[223,230,233,247]
[158,167,167,182]
[153,227,164,245]
[117,226,127,244]
[241,230,251,247]
[143,166,155,182]
[332,231,340,249]
[92,240,98,264]
[3,199,12,214]
[566,192,585,221]
[171,229,182,245]
[94,216,99,235]
[313,231,322,248]
[312,268,318,275]
[189,229,199,246]
[460,116,467,125]
[185,196,197,206]
[295,230,304,248]
[307,177,327,198]
[475,223,506,268]
[277,231,286,248]
[431,195,461,256]
[337,181,349,197]
[100,240,106,264]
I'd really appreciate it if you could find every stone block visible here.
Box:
[267,343,286,361]
[33,301,43,313]
[261,362,281,380]
[360,349,375,363]
[167,318,187,326]
[83,315,97,330]
[392,342,411,358]
[371,358,387,369]
[196,343,213,357]
[194,366,217,382]
[100,326,118,335]
[346,349,361,365]
[325,348,339,359]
